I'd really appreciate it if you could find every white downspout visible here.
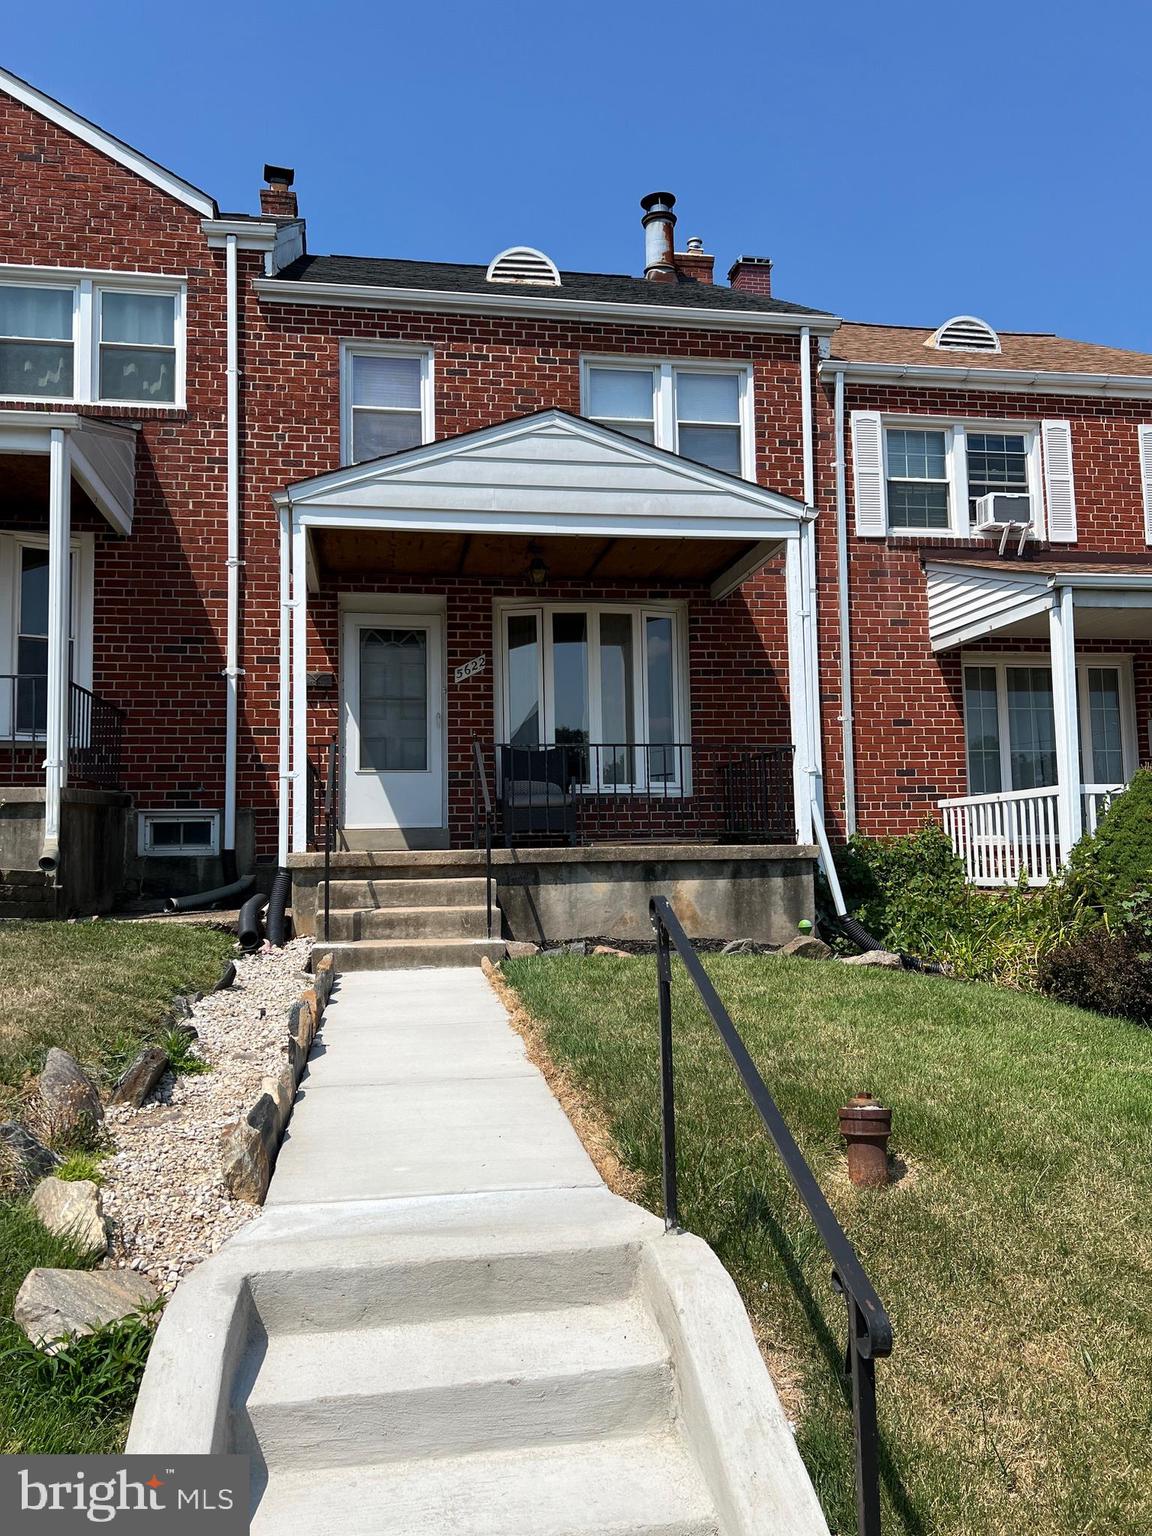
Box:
[798,328,823,825]
[40,427,71,873]
[277,505,292,868]
[223,233,241,865]
[290,513,309,854]
[833,364,857,834]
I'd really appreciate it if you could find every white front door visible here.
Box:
[343,611,445,829]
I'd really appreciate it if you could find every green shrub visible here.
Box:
[1068,769,1152,920]
[836,821,1093,987]
[1037,925,1152,1024]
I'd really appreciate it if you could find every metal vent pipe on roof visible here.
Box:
[641,192,677,281]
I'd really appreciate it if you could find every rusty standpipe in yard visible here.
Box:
[838,1094,892,1188]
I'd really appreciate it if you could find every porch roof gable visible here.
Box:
[0,411,137,535]
[273,410,810,544]
[925,556,1152,650]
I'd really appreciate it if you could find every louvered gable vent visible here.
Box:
[486,246,561,285]
[928,315,1001,353]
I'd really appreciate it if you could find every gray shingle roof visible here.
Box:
[273,253,833,317]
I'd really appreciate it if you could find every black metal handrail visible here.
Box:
[471,738,495,939]
[322,733,339,943]
[1,675,124,789]
[649,894,893,1536]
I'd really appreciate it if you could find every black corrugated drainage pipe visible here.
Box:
[165,874,255,914]
[237,891,269,954]
[265,868,292,947]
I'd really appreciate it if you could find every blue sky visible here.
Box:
[6,1,1149,348]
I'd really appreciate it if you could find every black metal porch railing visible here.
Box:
[649,894,893,1536]
[1,675,124,790]
[471,740,795,847]
[471,739,496,938]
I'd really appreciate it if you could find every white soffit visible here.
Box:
[275,411,808,543]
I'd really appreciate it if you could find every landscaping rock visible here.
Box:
[38,1048,103,1140]
[260,1065,297,1134]
[220,1117,272,1205]
[13,1267,157,1348]
[721,939,756,955]
[779,935,832,961]
[30,1177,107,1255]
[505,941,540,958]
[215,960,237,991]
[0,1122,62,1185]
[592,945,633,958]
[841,949,904,970]
[110,1046,170,1107]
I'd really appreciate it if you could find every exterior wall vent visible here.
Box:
[928,315,1001,353]
[485,247,561,286]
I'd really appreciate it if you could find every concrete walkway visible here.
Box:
[130,965,829,1535]
[268,969,600,1206]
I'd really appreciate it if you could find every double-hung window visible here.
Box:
[962,656,1134,795]
[965,431,1030,522]
[583,360,752,478]
[885,428,950,531]
[0,272,183,406]
[342,346,434,463]
[500,603,686,790]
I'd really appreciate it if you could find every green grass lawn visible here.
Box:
[0,919,235,1454]
[504,953,1152,1536]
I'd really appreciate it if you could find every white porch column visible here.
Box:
[1050,584,1083,860]
[785,533,815,844]
[41,427,71,866]
[290,513,309,854]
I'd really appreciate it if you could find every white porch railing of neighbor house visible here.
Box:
[939,783,1126,887]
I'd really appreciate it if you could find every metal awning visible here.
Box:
[925,558,1152,650]
[0,411,138,535]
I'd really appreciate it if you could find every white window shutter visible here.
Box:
[851,411,887,536]
[1138,426,1152,544]
[1041,419,1078,543]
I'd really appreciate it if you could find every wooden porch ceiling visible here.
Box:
[0,453,100,522]
[311,529,766,585]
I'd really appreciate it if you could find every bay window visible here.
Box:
[583,359,752,478]
[0,271,183,406]
[962,656,1135,795]
[499,604,685,789]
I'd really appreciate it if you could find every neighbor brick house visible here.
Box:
[1,65,1149,932]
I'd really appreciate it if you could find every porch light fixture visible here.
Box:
[527,547,548,586]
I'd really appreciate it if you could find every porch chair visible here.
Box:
[499,744,578,845]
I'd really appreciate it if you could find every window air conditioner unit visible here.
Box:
[975,492,1032,532]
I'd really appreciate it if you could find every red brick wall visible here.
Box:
[0,92,239,821]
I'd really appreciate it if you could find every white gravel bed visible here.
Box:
[101,937,313,1293]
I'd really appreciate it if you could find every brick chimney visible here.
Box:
[260,164,298,219]
[673,237,714,285]
[728,255,773,296]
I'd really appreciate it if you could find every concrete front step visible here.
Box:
[242,1299,671,1469]
[312,937,506,971]
[249,1433,721,1536]
[322,904,491,942]
[321,876,492,910]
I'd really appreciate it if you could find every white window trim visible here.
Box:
[0,531,94,739]
[138,810,221,858]
[339,341,435,465]
[580,355,756,481]
[959,651,1137,793]
[492,599,691,793]
[880,417,1044,539]
[0,266,187,410]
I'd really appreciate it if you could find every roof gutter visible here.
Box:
[252,276,842,336]
[818,357,1152,399]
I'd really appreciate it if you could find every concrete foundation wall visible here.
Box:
[290,845,816,945]
[0,788,129,916]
